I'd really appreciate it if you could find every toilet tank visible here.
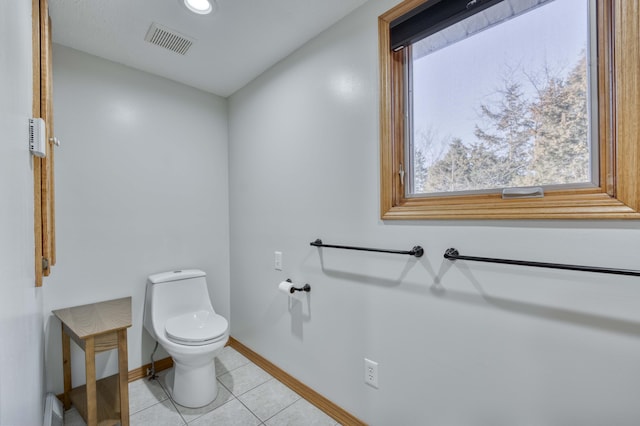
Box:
[143,269,215,340]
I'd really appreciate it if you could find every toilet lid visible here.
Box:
[165,310,228,345]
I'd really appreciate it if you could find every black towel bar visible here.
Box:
[311,238,424,258]
[444,248,640,277]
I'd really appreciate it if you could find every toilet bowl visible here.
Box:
[143,269,229,408]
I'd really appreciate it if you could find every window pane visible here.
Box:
[408,0,593,196]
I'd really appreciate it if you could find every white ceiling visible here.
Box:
[49,0,370,97]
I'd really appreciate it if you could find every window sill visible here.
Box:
[382,190,640,220]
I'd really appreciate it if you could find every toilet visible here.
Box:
[143,269,229,408]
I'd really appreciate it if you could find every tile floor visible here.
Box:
[63,346,341,426]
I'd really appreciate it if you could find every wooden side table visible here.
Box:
[53,297,132,426]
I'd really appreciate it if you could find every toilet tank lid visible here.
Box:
[148,269,206,284]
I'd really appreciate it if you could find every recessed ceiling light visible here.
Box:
[183,0,215,15]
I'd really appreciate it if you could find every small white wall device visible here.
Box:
[29,117,46,158]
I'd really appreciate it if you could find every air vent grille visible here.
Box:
[144,23,194,55]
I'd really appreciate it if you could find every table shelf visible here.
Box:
[53,297,132,426]
[69,374,121,426]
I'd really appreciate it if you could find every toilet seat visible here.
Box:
[165,310,228,346]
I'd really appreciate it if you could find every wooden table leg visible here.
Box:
[85,336,97,426]
[118,329,130,426]
[61,328,71,410]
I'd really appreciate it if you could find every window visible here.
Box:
[379,0,640,219]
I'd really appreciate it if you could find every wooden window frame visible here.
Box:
[379,0,640,220]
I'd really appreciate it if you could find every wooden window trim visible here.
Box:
[41,0,56,275]
[379,0,640,220]
[32,0,43,286]
[32,0,55,286]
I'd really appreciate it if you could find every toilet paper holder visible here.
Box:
[286,279,311,293]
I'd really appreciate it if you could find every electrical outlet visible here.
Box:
[274,251,283,270]
[364,358,379,388]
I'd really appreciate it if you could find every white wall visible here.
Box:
[0,1,46,425]
[43,45,230,392]
[228,0,640,424]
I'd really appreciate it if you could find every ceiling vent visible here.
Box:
[144,23,194,55]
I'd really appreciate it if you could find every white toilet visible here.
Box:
[143,269,229,408]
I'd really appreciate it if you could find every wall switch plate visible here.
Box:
[274,251,283,270]
[364,358,379,388]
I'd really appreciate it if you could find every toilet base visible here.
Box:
[166,358,219,408]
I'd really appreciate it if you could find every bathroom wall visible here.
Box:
[228,0,640,424]
[0,1,46,425]
[43,45,230,392]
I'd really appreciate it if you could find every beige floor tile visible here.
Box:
[239,378,300,421]
[173,381,234,423]
[218,362,272,396]
[129,375,169,414]
[188,398,261,426]
[265,398,337,426]
[129,399,186,426]
[215,346,251,376]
